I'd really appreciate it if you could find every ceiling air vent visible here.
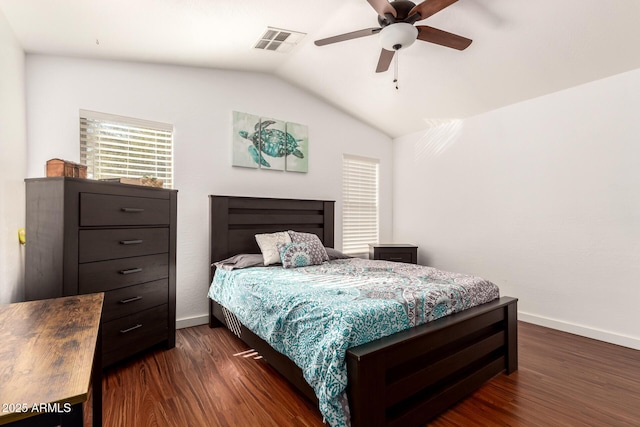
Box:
[255,27,306,53]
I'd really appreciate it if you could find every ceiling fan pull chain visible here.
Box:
[394,51,399,90]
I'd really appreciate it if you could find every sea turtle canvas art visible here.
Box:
[284,122,308,173]
[232,111,260,169]
[232,111,308,172]
[244,117,286,170]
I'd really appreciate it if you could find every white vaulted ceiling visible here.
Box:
[1,0,639,137]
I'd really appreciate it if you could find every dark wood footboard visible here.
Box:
[346,296,517,427]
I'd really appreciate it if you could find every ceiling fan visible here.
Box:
[314,0,472,73]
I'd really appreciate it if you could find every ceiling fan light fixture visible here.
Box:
[379,23,418,51]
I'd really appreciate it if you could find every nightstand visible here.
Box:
[369,244,418,264]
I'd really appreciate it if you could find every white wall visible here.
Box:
[394,69,640,350]
[0,10,26,304]
[25,55,393,327]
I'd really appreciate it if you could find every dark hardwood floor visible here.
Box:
[100,322,640,426]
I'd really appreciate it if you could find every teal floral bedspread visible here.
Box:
[208,258,499,427]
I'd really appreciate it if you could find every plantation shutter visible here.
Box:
[342,154,379,256]
[80,109,174,188]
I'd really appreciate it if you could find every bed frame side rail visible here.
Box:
[346,296,518,427]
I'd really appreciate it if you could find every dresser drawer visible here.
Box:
[79,228,169,263]
[79,253,168,293]
[102,304,169,366]
[369,244,418,264]
[102,279,168,322]
[380,252,414,263]
[80,193,171,226]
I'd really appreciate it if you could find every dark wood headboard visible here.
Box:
[209,195,335,280]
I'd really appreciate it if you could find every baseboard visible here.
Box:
[176,314,209,330]
[519,311,640,351]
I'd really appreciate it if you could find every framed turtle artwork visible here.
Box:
[256,117,286,171]
[232,111,309,172]
[232,111,260,169]
[285,122,309,173]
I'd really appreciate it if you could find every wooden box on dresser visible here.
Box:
[25,177,177,367]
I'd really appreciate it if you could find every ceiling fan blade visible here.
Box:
[410,0,458,20]
[417,25,472,50]
[367,0,397,17]
[315,27,381,46]
[376,49,395,73]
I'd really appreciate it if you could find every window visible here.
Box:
[342,154,379,257]
[80,110,174,188]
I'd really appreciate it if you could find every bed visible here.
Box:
[208,195,518,427]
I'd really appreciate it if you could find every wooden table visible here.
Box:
[0,293,103,426]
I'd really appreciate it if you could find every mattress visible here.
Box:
[208,258,500,427]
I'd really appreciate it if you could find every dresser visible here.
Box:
[368,244,418,264]
[25,177,177,367]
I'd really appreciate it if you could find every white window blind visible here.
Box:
[342,154,379,256]
[80,109,174,188]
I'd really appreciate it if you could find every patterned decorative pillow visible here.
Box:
[278,242,314,269]
[255,231,291,265]
[287,230,329,263]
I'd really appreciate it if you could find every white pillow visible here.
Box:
[255,231,291,265]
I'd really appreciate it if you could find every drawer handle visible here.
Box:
[121,208,145,213]
[120,239,143,245]
[119,268,143,275]
[119,296,142,304]
[388,257,404,261]
[120,324,143,334]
